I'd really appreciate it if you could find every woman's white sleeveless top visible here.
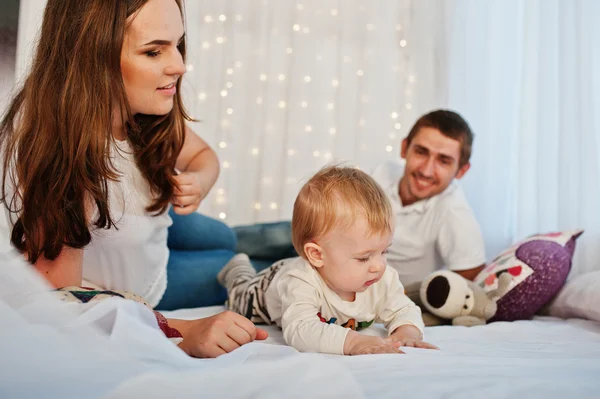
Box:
[82,139,172,307]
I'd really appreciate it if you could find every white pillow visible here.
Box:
[546,270,600,322]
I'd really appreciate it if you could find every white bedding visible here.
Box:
[163,306,600,398]
[2,253,599,399]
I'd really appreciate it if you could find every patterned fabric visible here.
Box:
[474,230,583,322]
[53,286,182,342]
[226,259,287,324]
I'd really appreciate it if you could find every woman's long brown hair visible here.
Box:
[0,0,190,263]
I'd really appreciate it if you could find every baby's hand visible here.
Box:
[389,325,439,350]
[344,332,405,355]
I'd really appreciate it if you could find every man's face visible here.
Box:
[399,127,470,205]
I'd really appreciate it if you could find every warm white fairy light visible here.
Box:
[188,7,417,225]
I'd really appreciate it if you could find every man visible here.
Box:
[371,109,486,288]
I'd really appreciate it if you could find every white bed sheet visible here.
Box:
[164,306,600,398]
[2,250,599,399]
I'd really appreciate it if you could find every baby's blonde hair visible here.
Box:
[292,165,393,258]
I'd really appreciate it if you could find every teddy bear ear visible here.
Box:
[425,275,451,309]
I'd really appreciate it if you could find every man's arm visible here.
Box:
[455,263,485,281]
[437,205,486,281]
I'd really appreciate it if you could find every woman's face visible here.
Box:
[120,0,186,116]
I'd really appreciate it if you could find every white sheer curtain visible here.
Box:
[182,0,448,225]
[446,0,600,276]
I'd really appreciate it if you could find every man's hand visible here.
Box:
[169,311,269,358]
[344,331,404,355]
[172,171,208,215]
[389,324,438,350]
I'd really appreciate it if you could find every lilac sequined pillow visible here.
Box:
[474,230,583,322]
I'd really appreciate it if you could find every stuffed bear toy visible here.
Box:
[418,270,512,326]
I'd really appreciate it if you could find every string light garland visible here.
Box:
[184,2,418,224]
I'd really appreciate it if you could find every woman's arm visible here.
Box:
[172,126,219,215]
[33,247,83,288]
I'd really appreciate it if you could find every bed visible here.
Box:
[2,250,600,399]
[161,305,600,398]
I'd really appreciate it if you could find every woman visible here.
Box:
[0,0,267,358]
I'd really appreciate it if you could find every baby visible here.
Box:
[218,165,437,355]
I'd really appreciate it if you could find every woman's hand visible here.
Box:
[172,171,208,215]
[168,311,269,358]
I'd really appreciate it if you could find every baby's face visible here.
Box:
[316,216,393,301]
